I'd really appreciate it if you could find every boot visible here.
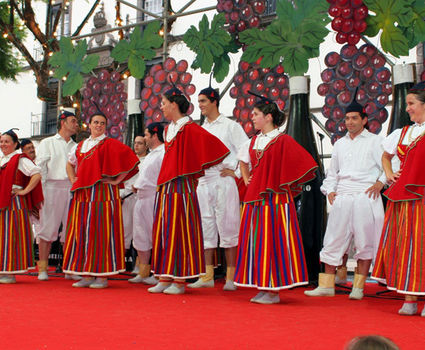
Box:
[335,266,347,284]
[223,266,237,291]
[187,265,214,288]
[304,273,335,297]
[349,273,367,300]
[37,260,49,281]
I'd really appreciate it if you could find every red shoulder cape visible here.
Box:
[71,137,139,192]
[0,153,43,210]
[384,134,425,201]
[157,121,230,185]
[244,133,318,203]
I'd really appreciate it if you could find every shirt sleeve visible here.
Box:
[35,139,51,181]
[320,142,339,196]
[68,144,78,166]
[19,157,41,177]
[372,135,387,184]
[237,139,251,164]
[382,128,402,155]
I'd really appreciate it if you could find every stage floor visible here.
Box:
[1,273,424,349]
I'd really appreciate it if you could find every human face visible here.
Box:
[134,135,147,156]
[22,143,36,161]
[62,116,79,136]
[0,134,17,156]
[89,115,107,138]
[251,107,273,133]
[406,93,425,124]
[345,112,367,138]
[160,96,176,121]
[198,95,217,118]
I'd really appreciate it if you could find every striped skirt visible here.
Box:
[372,199,425,295]
[63,183,126,276]
[0,195,35,274]
[235,192,309,291]
[151,177,205,278]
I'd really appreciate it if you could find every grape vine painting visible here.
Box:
[140,58,196,126]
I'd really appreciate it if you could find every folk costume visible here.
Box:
[0,151,43,275]
[235,130,317,290]
[372,122,425,295]
[63,135,139,276]
[151,117,230,279]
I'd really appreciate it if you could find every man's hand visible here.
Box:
[365,181,384,199]
[220,168,236,178]
[328,192,337,205]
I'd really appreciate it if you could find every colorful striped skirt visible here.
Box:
[0,195,35,274]
[151,177,205,278]
[372,199,425,295]
[63,183,126,276]
[235,192,309,291]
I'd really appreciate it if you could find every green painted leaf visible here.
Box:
[111,40,131,62]
[81,54,99,74]
[128,54,146,79]
[62,73,83,97]
[183,13,234,76]
[381,25,409,57]
[58,37,73,57]
[213,54,230,83]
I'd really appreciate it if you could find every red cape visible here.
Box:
[157,121,230,185]
[385,134,425,201]
[244,133,318,203]
[71,138,139,192]
[0,153,43,210]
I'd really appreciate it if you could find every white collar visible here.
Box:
[204,114,224,125]
[258,128,280,139]
[414,121,425,127]
[171,116,190,127]
[88,134,106,142]
[1,150,18,161]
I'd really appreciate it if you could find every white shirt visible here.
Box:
[1,151,41,189]
[237,128,281,164]
[199,114,248,182]
[321,129,386,195]
[68,134,107,166]
[120,155,146,198]
[382,122,425,155]
[134,144,165,198]
[37,133,77,182]
[165,116,190,142]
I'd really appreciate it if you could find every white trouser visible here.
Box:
[35,180,71,243]
[132,194,156,252]
[320,192,384,266]
[197,175,240,249]
[122,194,137,249]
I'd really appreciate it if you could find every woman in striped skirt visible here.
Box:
[0,129,43,283]
[147,86,229,295]
[372,81,425,315]
[63,113,139,288]
[235,94,317,304]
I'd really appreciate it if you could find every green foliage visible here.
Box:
[364,0,425,57]
[48,37,99,96]
[0,2,26,81]
[239,0,330,77]
[111,21,163,79]
[183,13,240,82]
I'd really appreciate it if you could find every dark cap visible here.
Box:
[58,110,76,120]
[409,81,425,93]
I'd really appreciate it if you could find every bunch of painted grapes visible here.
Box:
[216,0,265,37]
[230,58,289,137]
[328,0,368,45]
[318,43,392,144]
[140,58,195,126]
[81,69,127,141]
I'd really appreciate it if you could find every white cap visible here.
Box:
[393,64,414,85]
[289,76,308,95]
[127,99,141,115]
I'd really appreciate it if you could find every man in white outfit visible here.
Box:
[305,99,385,299]
[129,123,165,285]
[120,135,148,259]
[188,87,248,291]
[35,110,79,281]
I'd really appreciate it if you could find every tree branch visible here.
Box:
[22,0,48,46]
[45,0,52,38]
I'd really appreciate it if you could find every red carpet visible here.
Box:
[1,274,424,349]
